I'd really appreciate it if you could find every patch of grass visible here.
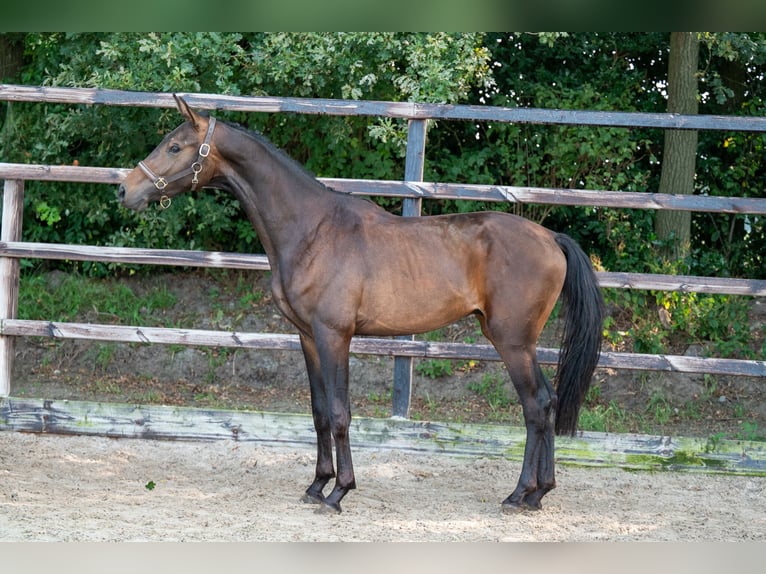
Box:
[94,343,117,371]
[367,389,392,404]
[19,273,176,326]
[646,392,673,426]
[578,401,629,433]
[467,372,512,410]
[415,359,453,379]
[203,348,231,383]
[91,379,121,395]
[680,400,703,421]
[738,421,765,442]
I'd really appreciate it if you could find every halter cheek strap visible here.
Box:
[138,117,217,198]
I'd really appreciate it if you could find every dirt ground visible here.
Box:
[2,270,765,541]
[1,431,764,542]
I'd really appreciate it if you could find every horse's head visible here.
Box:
[118,95,218,211]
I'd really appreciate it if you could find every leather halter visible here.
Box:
[138,117,217,196]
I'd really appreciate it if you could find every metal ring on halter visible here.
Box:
[191,162,203,185]
[159,195,172,209]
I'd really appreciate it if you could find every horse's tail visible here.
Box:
[553,233,605,436]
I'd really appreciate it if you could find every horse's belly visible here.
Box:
[354,290,475,336]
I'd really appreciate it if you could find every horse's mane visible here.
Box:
[222,119,352,197]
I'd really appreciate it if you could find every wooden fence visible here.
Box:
[1,84,765,424]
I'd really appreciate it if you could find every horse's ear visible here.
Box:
[173,94,201,131]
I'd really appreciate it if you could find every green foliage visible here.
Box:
[415,359,453,379]
[467,372,512,410]
[578,401,629,433]
[18,272,176,324]
[605,289,755,358]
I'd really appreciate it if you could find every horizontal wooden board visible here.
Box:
[1,241,764,295]
[4,83,766,132]
[3,164,766,215]
[1,397,764,475]
[1,318,764,377]
[596,271,766,296]
[0,241,271,270]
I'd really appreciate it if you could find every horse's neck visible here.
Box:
[215,126,334,261]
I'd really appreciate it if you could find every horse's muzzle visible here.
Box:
[117,183,149,211]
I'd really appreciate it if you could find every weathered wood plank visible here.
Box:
[1,319,764,377]
[2,242,763,296]
[0,163,129,184]
[4,83,766,132]
[1,398,764,475]
[0,241,270,270]
[3,163,766,215]
[324,179,766,215]
[597,272,766,296]
[0,180,24,396]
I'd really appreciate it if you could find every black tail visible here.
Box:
[553,233,605,436]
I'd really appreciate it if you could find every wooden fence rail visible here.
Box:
[0,241,764,297]
[2,163,766,214]
[0,319,762,379]
[4,84,766,132]
[1,85,764,419]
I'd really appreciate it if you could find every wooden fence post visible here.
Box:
[0,179,24,396]
[392,119,427,418]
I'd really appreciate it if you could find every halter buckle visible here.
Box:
[154,177,168,190]
[199,143,211,158]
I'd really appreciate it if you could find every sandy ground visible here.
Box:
[0,430,764,542]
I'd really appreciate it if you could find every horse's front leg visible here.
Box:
[299,333,335,505]
[313,325,356,514]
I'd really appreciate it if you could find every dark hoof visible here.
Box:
[301,492,324,505]
[314,501,342,515]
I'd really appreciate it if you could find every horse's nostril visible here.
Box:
[117,184,126,202]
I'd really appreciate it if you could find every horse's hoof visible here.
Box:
[301,492,324,505]
[314,501,342,515]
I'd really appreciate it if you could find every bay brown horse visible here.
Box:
[118,96,604,514]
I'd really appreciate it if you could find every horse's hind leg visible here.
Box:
[299,334,335,505]
[499,349,557,512]
[515,361,557,511]
[481,310,557,512]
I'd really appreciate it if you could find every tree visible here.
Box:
[0,33,24,82]
[654,32,700,264]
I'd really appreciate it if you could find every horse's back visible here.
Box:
[329,206,567,337]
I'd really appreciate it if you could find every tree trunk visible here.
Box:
[655,32,699,264]
[0,34,25,82]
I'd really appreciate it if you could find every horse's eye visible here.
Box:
[169,143,181,154]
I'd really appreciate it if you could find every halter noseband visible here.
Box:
[137,117,217,205]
